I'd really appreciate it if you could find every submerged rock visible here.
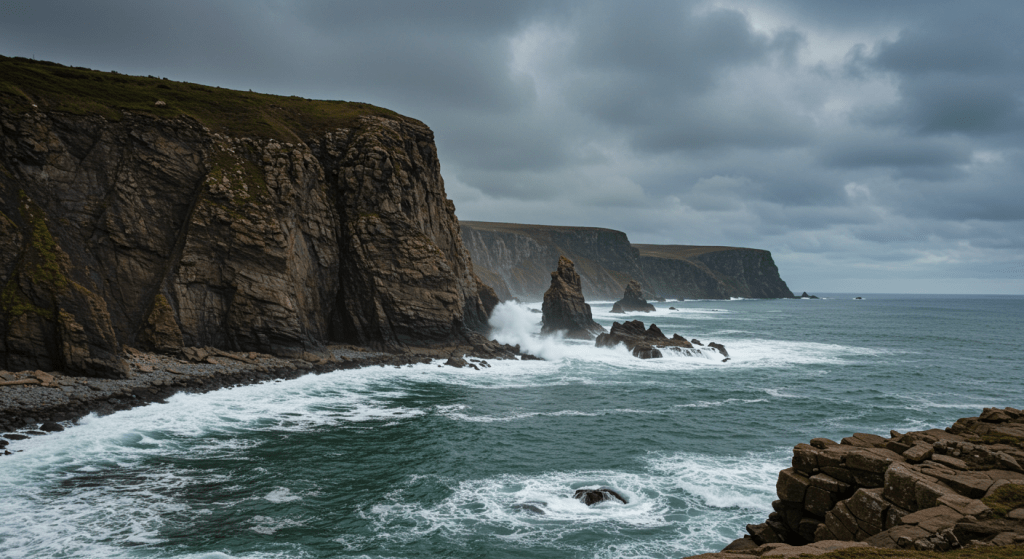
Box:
[541,256,605,339]
[610,280,656,313]
[574,487,628,506]
[511,502,547,515]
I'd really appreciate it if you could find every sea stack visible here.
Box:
[610,280,656,313]
[541,256,605,339]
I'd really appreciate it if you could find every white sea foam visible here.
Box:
[250,515,305,535]
[360,449,787,557]
[264,487,302,503]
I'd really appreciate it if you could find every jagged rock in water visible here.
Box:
[0,58,500,376]
[800,292,819,299]
[610,280,656,313]
[445,357,467,368]
[595,320,727,359]
[631,342,662,359]
[540,256,605,339]
[707,342,729,357]
[574,487,628,506]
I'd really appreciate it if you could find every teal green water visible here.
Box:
[1,295,1022,558]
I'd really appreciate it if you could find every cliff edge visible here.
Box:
[0,56,492,377]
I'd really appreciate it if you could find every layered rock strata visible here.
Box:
[610,279,656,313]
[697,407,1024,558]
[461,221,645,301]
[595,320,727,360]
[636,244,794,300]
[460,221,794,301]
[0,57,495,377]
[540,256,605,339]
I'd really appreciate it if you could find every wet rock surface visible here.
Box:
[574,487,628,506]
[610,279,656,313]
[540,256,605,339]
[686,407,1024,558]
[594,320,727,360]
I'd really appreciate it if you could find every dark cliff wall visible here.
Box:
[461,222,793,302]
[636,245,794,300]
[460,221,644,301]
[0,56,490,376]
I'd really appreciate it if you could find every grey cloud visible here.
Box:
[1,0,1023,292]
[818,133,970,171]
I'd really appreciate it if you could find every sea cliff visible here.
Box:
[0,56,494,378]
[461,221,793,301]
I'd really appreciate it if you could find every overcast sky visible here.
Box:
[2,0,1023,294]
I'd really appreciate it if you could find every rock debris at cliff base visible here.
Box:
[0,338,534,452]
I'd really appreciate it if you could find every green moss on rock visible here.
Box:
[983,483,1024,517]
[1,192,70,321]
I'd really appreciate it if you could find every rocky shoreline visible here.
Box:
[686,407,1024,558]
[0,341,532,454]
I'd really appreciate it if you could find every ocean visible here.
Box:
[1,294,1022,558]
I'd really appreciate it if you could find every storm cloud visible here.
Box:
[2,0,1022,293]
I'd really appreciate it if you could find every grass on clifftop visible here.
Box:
[0,55,415,141]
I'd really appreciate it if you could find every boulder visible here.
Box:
[573,487,627,505]
[540,256,605,339]
[39,421,64,432]
[609,280,656,313]
[444,357,467,368]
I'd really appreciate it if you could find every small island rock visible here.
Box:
[610,280,656,313]
[574,487,628,506]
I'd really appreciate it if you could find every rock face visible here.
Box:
[461,221,645,301]
[636,244,794,300]
[461,221,794,301]
[729,407,1024,555]
[0,57,494,377]
[595,320,727,360]
[610,280,656,313]
[540,256,605,339]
